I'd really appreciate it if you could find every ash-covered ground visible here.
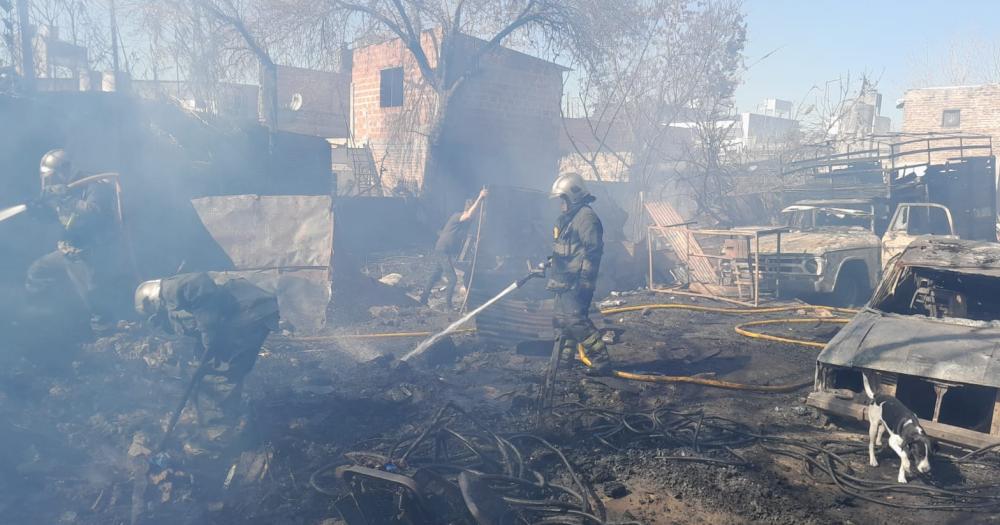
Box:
[2,290,999,525]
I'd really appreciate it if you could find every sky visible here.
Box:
[734,0,1000,128]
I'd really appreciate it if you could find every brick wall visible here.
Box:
[350,31,564,197]
[351,34,439,192]
[442,34,564,194]
[902,85,1000,165]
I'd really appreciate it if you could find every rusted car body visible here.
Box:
[746,199,955,305]
[807,238,1000,448]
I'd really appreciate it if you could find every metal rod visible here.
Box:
[157,358,212,452]
[754,234,760,307]
[775,232,782,300]
[459,199,486,314]
[647,226,654,290]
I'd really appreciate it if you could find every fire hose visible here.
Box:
[291,300,854,393]
[597,302,854,392]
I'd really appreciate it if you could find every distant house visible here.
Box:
[559,118,633,182]
[559,117,695,182]
[670,110,798,160]
[349,31,567,199]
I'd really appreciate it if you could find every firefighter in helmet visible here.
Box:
[135,273,278,438]
[546,172,611,375]
[26,149,124,332]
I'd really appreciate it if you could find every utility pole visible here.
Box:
[109,0,120,86]
[15,0,33,91]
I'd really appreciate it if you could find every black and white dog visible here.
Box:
[863,373,933,483]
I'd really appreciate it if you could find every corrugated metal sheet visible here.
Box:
[818,309,1000,388]
[644,201,717,285]
[470,287,554,346]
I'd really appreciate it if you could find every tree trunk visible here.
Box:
[259,61,279,148]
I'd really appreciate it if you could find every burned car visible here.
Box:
[807,237,1000,448]
[748,199,956,306]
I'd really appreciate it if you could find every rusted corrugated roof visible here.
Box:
[644,201,717,285]
[818,309,1000,388]
[470,287,554,346]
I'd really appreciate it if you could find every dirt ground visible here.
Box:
[2,290,1000,524]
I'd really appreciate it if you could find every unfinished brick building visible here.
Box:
[350,32,566,201]
[900,85,998,165]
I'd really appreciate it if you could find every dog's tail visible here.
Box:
[862,372,876,400]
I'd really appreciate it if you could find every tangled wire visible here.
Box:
[311,403,639,525]
[550,403,1000,512]
[311,402,1000,523]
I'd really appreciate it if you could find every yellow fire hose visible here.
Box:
[610,371,815,392]
[733,318,850,349]
[287,300,854,393]
[595,303,854,392]
[600,303,857,317]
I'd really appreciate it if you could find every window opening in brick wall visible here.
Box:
[380,67,404,108]
[942,109,961,128]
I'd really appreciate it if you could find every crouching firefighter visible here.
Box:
[546,173,611,377]
[134,273,278,443]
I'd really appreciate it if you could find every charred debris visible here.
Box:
[4,4,1000,524]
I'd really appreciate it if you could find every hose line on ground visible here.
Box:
[611,370,815,393]
[600,303,857,317]
[288,300,853,393]
[733,318,851,349]
[594,302,855,392]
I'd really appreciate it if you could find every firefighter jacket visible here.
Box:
[547,198,604,293]
[157,273,279,361]
[41,179,118,251]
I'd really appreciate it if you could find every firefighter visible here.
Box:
[25,149,123,332]
[546,173,611,375]
[134,273,279,437]
[419,187,488,309]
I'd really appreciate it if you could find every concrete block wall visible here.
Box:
[273,65,350,138]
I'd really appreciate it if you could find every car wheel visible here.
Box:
[832,267,870,307]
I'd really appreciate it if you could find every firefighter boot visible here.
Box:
[579,332,613,377]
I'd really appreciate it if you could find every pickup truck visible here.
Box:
[746,199,956,306]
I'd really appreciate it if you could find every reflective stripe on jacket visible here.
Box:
[547,204,603,292]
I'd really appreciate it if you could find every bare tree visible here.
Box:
[193,0,279,129]
[908,36,1000,88]
[324,0,595,198]
[567,1,745,192]
[1,1,16,70]
[790,71,882,157]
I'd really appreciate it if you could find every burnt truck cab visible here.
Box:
[767,199,882,305]
[808,238,1000,449]
[750,199,957,306]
